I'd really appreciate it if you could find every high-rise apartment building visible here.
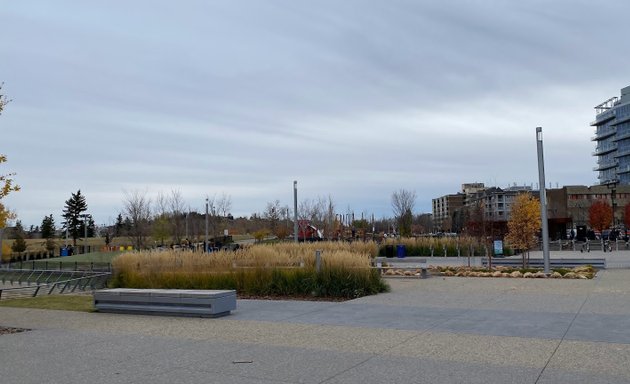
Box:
[592,85,630,185]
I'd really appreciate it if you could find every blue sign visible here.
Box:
[493,240,503,256]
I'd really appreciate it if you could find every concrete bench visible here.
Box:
[93,289,236,318]
[373,257,428,278]
[482,258,606,269]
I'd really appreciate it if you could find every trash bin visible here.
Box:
[396,245,406,258]
[385,244,394,258]
[60,247,68,257]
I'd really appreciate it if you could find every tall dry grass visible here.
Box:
[379,236,511,256]
[110,241,386,298]
[113,241,378,272]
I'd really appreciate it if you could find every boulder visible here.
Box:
[492,271,503,277]
[523,272,534,278]
[533,272,547,278]
[551,272,563,278]
[510,271,522,278]
[563,272,577,279]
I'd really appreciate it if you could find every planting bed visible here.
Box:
[430,265,596,279]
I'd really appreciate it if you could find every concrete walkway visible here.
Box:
[2,270,630,383]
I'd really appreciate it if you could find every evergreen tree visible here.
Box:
[11,220,26,253]
[87,216,95,237]
[41,214,56,239]
[62,190,88,246]
[114,213,124,237]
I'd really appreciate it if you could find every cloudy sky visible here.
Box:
[1,1,629,227]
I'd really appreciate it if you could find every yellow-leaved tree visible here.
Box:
[1,83,20,261]
[505,193,541,268]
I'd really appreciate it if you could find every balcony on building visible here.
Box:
[590,111,616,127]
[614,148,630,158]
[593,143,618,156]
[613,131,630,142]
[617,165,630,175]
[611,114,630,126]
[591,126,617,141]
[593,160,619,171]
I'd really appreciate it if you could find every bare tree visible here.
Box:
[323,195,336,239]
[123,190,152,249]
[152,191,170,246]
[207,193,232,240]
[391,189,416,237]
[155,191,168,217]
[169,189,186,244]
[263,200,282,237]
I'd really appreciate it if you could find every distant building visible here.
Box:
[433,183,535,236]
[432,183,487,231]
[467,185,533,222]
[592,85,630,185]
[433,181,630,240]
[432,193,464,232]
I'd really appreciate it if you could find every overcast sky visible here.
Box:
[1,1,629,227]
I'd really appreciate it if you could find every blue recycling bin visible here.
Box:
[396,245,406,258]
[60,247,69,257]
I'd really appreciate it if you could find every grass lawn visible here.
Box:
[0,295,94,312]
[52,251,123,264]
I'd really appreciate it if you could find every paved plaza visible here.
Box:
[2,260,630,383]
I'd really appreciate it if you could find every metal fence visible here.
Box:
[1,260,112,272]
[0,269,111,300]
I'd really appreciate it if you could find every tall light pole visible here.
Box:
[185,211,189,240]
[536,127,550,274]
[293,180,298,243]
[80,214,89,254]
[205,198,209,252]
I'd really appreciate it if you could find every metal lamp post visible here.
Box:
[294,181,298,243]
[205,198,209,252]
[80,214,90,254]
[536,127,550,274]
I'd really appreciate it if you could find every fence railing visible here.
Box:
[0,269,111,300]
[1,261,112,272]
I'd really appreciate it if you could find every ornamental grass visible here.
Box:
[110,241,387,299]
[379,236,514,257]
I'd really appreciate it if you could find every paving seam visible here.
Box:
[268,302,341,322]
[533,272,599,384]
[316,282,521,384]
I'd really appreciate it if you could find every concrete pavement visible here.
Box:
[2,270,630,383]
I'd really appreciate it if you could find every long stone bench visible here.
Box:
[373,257,428,278]
[93,289,236,318]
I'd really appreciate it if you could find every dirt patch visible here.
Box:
[0,326,30,336]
